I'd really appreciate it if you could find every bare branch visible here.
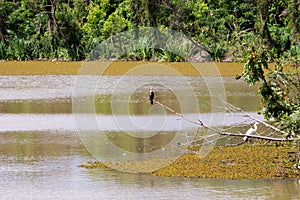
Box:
[224,101,288,136]
[219,132,293,141]
[234,28,255,38]
[153,99,297,143]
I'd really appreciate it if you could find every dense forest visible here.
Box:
[0,0,299,61]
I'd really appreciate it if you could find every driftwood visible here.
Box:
[153,100,297,143]
[224,102,287,136]
[153,99,299,169]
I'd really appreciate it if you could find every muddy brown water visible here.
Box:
[0,62,299,199]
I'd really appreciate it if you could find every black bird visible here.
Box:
[149,88,154,105]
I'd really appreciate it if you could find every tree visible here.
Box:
[130,0,149,27]
[0,0,298,61]
[288,0,300,44]
[237,47,300,137]
[102,0,132,39]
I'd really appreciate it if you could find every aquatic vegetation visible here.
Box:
[153,145,300,179]
[79,162,111,170]
[81,145,300,179]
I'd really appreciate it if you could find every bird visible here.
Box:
[243,122,259,142]
[149,87,154,105]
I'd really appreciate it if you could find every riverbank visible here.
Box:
[80,145,300,179]
[0,61,244,76]
[0,60,294,76]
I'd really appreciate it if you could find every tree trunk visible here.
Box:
[49,0,71,50]
[148,0,161,27]
[131,0,149,27]
[256,0,274,48]
[50,0,57,33]
[0,16,6,44]
[289,0,300,43]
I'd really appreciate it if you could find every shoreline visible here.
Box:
[0,60,294,76]
[0,61,244,76]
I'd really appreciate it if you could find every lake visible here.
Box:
[0,71,299,199]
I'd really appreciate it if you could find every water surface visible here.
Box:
[0,74,299,199]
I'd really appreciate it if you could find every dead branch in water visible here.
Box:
[224,102,287,136]
[153,100,296,143]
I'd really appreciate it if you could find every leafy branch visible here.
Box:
[237,46,300,137]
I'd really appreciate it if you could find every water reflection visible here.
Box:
[84,169,300,200]
[0,75,259,114]
[0,112,264,132]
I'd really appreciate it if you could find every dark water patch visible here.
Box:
[0,98,72,114]
[0,130,82,157]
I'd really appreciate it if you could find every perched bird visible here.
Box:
[243,122,259,142]
[149,88,154,105]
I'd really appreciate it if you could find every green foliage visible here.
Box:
[0,0,298,61]
[238,47,300,135]
[208,43,227,61]
[82,1,110,40]
[102,1,132,38]
[284,45,300,60]
[281,107,300,137]
[241,47,268,85]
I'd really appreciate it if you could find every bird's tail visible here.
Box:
[150,99,153,104]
